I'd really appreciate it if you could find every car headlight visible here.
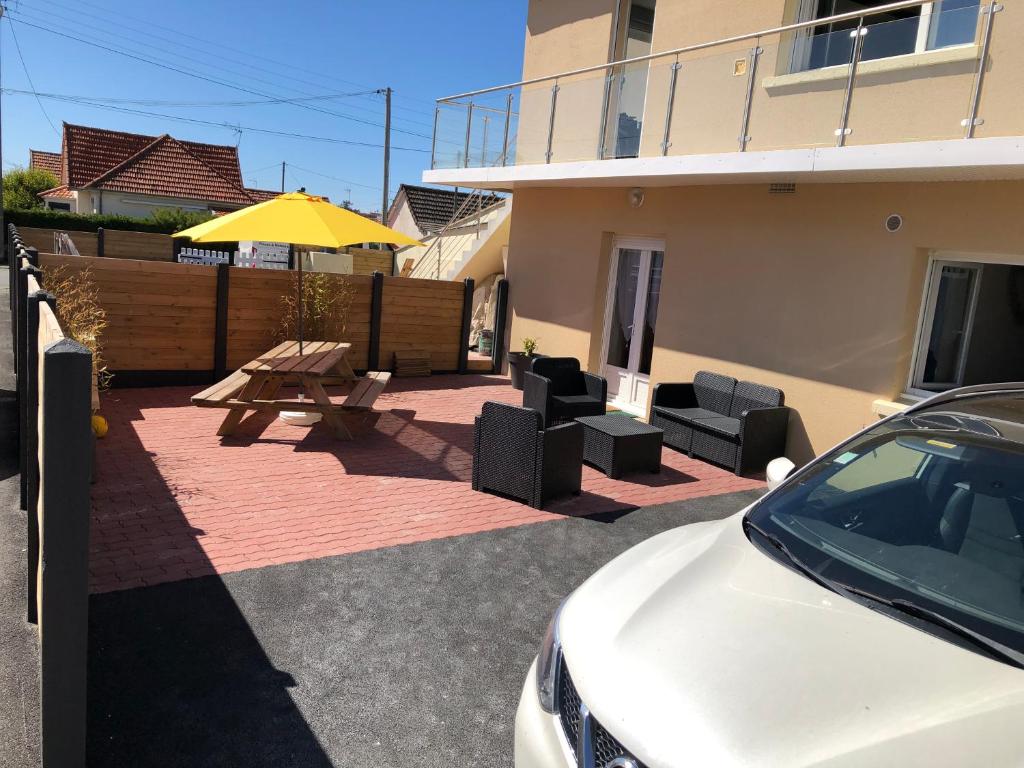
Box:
[536,598,566,713]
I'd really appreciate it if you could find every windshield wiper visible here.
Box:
[742,518,844,596]
[742,518,1024,669]
[831,583,1024,670]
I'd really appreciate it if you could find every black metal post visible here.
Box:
[214,263,230,381]
[368,271,384,371]
[458,277,474,374]
[24,289,52,623]
[96,226,105,258]
[37,337,92,768]
[491,278,509,375]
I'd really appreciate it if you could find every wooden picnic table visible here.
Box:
[191,340,391,440]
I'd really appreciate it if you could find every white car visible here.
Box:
[515,384,1024,768]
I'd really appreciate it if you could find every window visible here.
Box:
[46,202,71,211]
[792,0,981,73]
[604,0,656,159]
[912,257,1024,393]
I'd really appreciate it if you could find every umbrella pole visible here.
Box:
[294,244,304,356]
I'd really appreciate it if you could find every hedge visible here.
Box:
[4,208,182,234]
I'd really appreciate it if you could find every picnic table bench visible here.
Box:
[191,340,391,440]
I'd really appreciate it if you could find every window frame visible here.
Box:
[790,1,979,75]
[907,250,1024,398]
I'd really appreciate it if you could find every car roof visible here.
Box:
[900,388,1024,446]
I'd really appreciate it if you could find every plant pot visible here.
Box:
[508,352,537,391]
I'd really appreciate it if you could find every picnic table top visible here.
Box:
[241,340,353,378]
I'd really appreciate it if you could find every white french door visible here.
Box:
[601,237,664,414]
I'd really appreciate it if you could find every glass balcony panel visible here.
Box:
[665,46,750,156]
[846,5,981,145]
[515,81,556,165]
[432,103,473,169]
[746,39,849,151]
[546,70,610,164]
[634,60,677,158]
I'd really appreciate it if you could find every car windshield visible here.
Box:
[747,393,1024,655]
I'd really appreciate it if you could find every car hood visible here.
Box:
[560,511,1024,768]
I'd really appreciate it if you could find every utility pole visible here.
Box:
[381,87,391,226]
[280,161,286,193]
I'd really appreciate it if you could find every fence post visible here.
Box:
[368,271,384,371]
[96,226,105,258]
[458,277,475,374]
[213,263,230,381]
[491,278,509,375]
[17,263,41,510]
[24,289,51,624]
[38,337,92,768]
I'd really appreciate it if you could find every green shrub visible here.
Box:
[3,167,59,209]
[5,207,182,234]
[147,207,214,232]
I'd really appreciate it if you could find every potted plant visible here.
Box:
[508,337,539,391]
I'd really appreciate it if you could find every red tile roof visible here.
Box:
[88,135,255,205]
[39,185,74,199]
[46,123,262,206]
[245,188,281,203]
[29,149,62,177]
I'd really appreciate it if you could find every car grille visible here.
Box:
[557,658,647,768]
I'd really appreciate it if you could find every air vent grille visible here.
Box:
[769,183,796,194]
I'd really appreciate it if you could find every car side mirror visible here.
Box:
[766,457,796,492]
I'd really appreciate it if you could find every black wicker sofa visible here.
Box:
[649,371,789,475]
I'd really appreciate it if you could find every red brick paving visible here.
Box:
[90,375,762,592]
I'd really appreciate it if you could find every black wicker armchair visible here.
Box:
[650,371,789,475]
[472,401,583,509]
[522,357,606,427]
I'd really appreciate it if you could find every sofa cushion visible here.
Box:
[729,380,784,418]
[694,371,737,414]
[552,394,605,419]
[692,415,741,440]
[652,406,721,423]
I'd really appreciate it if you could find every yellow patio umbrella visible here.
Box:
[175,190,422,354]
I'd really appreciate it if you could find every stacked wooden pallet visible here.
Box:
[393,350,431,378]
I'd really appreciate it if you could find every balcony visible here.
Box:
[424,0,1024,190]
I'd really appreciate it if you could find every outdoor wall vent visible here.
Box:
[885,214,904,232]
[769,183,796,194]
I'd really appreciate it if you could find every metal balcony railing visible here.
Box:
[430,0,1003,171]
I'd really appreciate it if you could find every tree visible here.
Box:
[3,166,59,209]
[147,207,214,232]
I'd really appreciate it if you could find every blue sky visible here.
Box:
[0,0,527,212]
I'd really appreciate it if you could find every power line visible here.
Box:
[7,12,436,142]
[285,162,382,191]
[5,17,57,134]
[16,0,441,127]
[23,0,444,111]
[1,88,431,152]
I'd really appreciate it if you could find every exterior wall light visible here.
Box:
[629,188,645,208]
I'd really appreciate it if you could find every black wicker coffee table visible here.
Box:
[576,414,663,479]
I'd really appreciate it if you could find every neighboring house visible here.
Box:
[29,123,279,215]
[388,183,508,280]
[425,0,1024,460]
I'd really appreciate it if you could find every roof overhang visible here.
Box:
[423,136,1024,190]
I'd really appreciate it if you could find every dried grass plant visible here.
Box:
[278,271,356,344]
[42,264,111,389]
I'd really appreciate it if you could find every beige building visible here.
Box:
[425,0,1024,463]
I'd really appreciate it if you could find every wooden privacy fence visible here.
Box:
[18,225,172,261]
[7,225,93,768]
[36,249,508,384]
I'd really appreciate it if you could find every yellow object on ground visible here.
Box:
[92,414,108,438]
[174,191,423,248]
